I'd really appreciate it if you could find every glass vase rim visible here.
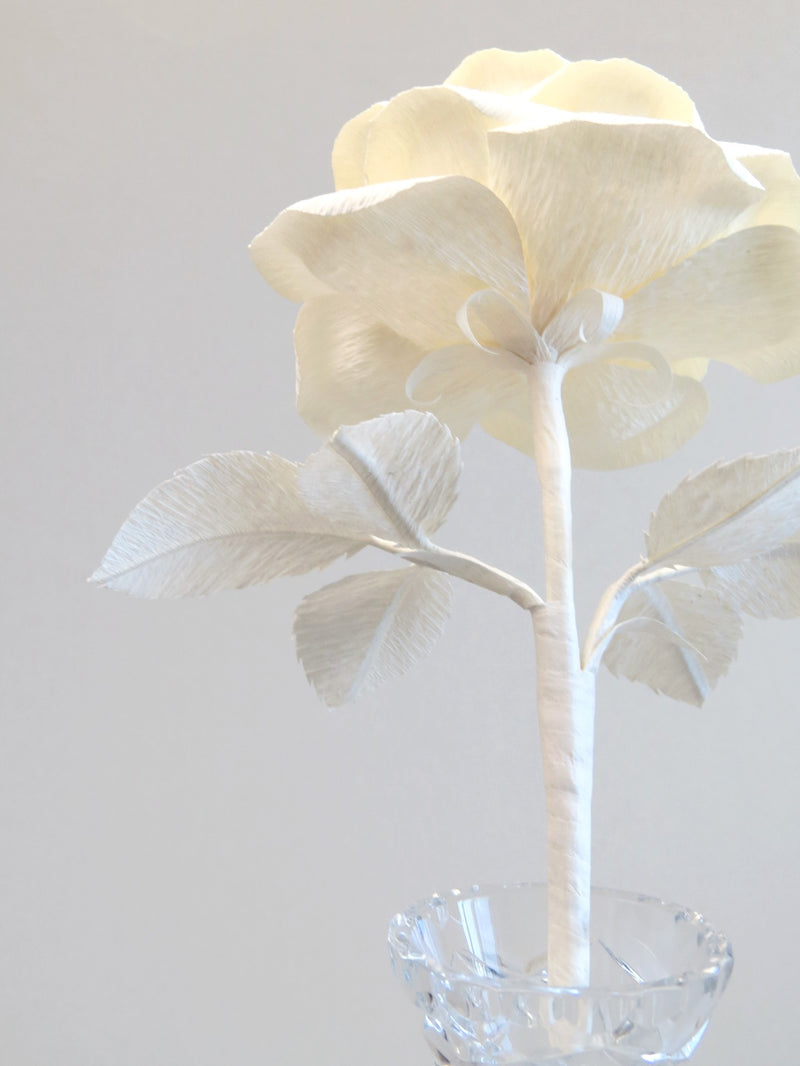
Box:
[388,880,733,998]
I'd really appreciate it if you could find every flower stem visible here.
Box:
[529,361,596,988]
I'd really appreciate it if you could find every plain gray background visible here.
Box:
[4,0,800,1063]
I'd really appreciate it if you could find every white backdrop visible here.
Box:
[3,1,800,1063]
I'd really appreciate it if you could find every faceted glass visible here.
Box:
[389,883,733,1065]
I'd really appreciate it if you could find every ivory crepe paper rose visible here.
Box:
[250,48,800,469]
[95,48,800,995]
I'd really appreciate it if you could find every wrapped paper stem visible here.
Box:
[529,361,596,986]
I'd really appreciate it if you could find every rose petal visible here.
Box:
[407,343,527,436]
[620,225,800,382]
[488,119,762,328]
[336,85,559,189]
[294,295,427,436]
[332,101,386,190]
[295,298,525,443]
[480,358,709,467]
[723,144,800,232]
[456,289,542,361]
[444,47,567,94]
[250,176,529,349]
[362,86,527,186]
[480,405,534,457]
[544,288,625,358]
[529,58,702,126]
[672,357,709,380]
[563,362,709,469]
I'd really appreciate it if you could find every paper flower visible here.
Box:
[250,48,800,468]
[95,47,800,991]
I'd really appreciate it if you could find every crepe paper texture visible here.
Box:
[94,48,800,989]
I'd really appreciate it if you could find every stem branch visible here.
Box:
[583,561,696,672]
[368,537,544,610]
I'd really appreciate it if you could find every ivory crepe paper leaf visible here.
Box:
[645,447,800,567]
[94,408,539,706]
[90,452,363,598]
[298,410,461,544]
[593,448,800,704]
[92,411,462,598]
[603,583,743,706]
[703,541,800,619]
[294,567,453,706]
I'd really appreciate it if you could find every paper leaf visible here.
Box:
[703,540,800,619]
[603,581,742,706]
[293,566,453,706]
[645,448,800,568]
[299,410,461,545]
[91,452,361,598]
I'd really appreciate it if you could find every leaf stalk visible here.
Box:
[368,537,544,610]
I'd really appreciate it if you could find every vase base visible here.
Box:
[390,884,732,1066]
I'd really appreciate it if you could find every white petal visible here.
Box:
[407,344,528,434]
[294,296,426,436]
[529,58,703,126]
[456,289,542,361]
[362,87,493,184]
[481,354,709,467]
[444,47,567,94]
[362,85,552,186]
[562,356,709,468]
[337,85,552,188]
[488,120,762,327]
[620,225,800,381]
[723,144,800,231]
[480,405,535,457]
[250,176,529,349]
[671,356,709,381]
[295,296,530,444]
[91,453,360,598]
[332,101,386,189]
[544,288,624,359]
[294,567,452,706]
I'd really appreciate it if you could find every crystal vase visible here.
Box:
[389,883,732,1066]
